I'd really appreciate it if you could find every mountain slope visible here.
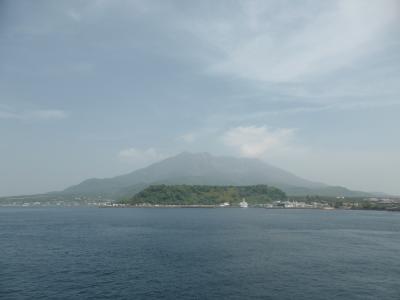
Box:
[62,152,369,198]
[125,184,287,205]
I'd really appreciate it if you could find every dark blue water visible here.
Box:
[1,208,399,299]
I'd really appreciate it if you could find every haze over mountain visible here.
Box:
[2,1,400,196]
[63,152,370,198]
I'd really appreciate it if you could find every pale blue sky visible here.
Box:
[1,0,400,196]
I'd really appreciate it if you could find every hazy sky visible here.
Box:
[1,0,400,196]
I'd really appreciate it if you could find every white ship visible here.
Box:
[239,198,248,208]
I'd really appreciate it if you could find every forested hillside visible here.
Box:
[122,184,287,205]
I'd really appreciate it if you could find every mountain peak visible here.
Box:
[174,151,213,158]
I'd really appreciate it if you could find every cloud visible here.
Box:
[172,0,400,107]
[179,132,196,143]
[0,109,68,120]
[222,125,295,158]
[211,100,400,124]
[25,110,68,120]
[66,10,82,22]
[203,0,400,83]
[118,147,166,166]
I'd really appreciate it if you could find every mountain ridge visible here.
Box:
[62,152,371,198]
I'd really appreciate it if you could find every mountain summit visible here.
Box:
[63,152,368,198]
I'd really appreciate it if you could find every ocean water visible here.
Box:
[0,208,399,300]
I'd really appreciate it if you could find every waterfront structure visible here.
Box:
[239,198,248,208]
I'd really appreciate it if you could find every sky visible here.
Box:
[1,0,400,196]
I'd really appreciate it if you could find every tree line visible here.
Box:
[121,184,287,205]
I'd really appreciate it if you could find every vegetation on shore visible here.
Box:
[290,195,400,211]
[120,184,287,205]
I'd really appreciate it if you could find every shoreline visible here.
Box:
[98,205,400,212]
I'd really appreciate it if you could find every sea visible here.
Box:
[0,208,399,300]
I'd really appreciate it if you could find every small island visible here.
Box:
[111,184,400,211]
[119,184,287,207]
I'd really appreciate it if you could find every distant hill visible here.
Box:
[62,152,371,198]
[123,184,287,205]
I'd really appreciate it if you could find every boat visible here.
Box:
[239,198,248,208]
